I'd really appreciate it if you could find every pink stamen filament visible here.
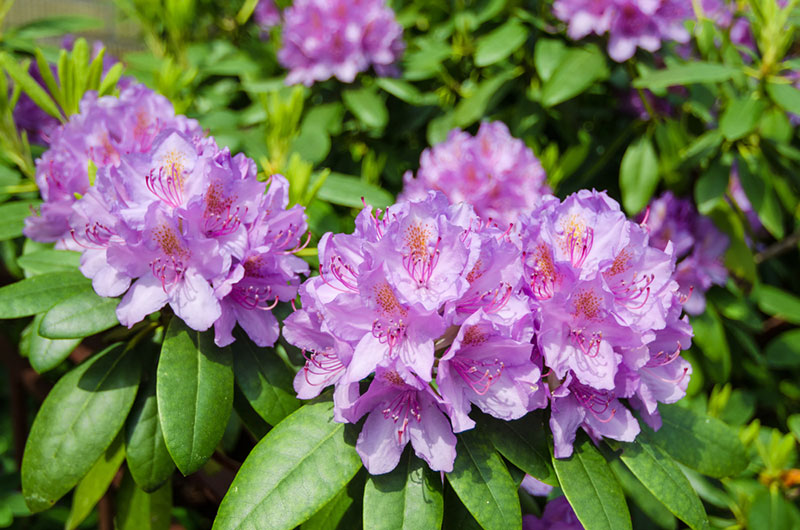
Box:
[453,357,504,395]
[573,385,616,423]
[403,236,442,287]
[372,318,406,355]
[382,390,422,443]
[613,273,654,309]
[145,163,183,208]
[570,329,603,358]
[231,284,279,310]
[642,366,689,384]
[458,283,513,314]
[568,226,594,268]
[281,231,312,255]
[150,256,186,292]
[647,342,683,367]
[204,205,244,237]
[302,350,344,386]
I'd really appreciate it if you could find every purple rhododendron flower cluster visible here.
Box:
[70,131,309,345]
[552,0,693,61]
[521,190,692,457]
[278,0,405,86]
[24,83,201,245]
[400,121,550,227]
[640,191,728,315]
[285,188,694,472]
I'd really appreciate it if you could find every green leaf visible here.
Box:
[690,305,731,382]
[534,38,568,83]
[65,433,125,530]
[608,458,676,530]
[0,200,42,241]
[342,87,388,129]
[375,78,438,106]
[615,434,708,530]
[541,46,609,107]
[755,285,800,325]
[646,404,748,478]
[0,53,63,120]
[363,450,443,530]
[764,330,800,368]
[126,377,176,492]
[98,63,124,97]
[302,484,358,530]
[446,428,521,530]
[317,173,394,209]
[619,136,660,215]
[21,343,140,512]
[694,161,730,215]
[0,270,90,319]
[11,16,102,39]
[719,97,765,141]
[115,472,172,530]
[747,487,800,530]
[213,401,362,530]
[474,20,527,67]
[483,412,556,486]
[157,318,234,476]
[787,415,800,443]
[766,81,800,115]
[633,63,739,89]
[16,249,81,277]
[26,313,81,374]
[39,289,119,339]
[452,69,517,128]
[232,335,300,426]
[553,434,631,530]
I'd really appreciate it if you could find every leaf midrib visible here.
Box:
[459,435,512,528]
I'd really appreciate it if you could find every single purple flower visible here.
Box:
[254,0,281,35]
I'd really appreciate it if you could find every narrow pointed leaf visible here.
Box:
[39,289,119,339]
[65,433,125,530]
[0,53,63,120]
[0,270,90,318]
[115,472,172,530]
[615,434,709,530]
[213,401,362,530]
[474,20,528,67]
[126,377,175,492]
[446,428,521,530]
[98,63,124,96]
[157,318,233,476]
[364,450,443,530]
[231,334,300,426]
[21,343,140,512]
[552,434,631,530]
[646,404,747,478]
[484,412,557,486]
[26,313,81,373]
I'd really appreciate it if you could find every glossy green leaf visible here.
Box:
[446,428,521,530]
[302,473,364,530]
[115,472,172,530]
[553,434,630,530]
[0,201,42,241]
[375,78,438,106]
[766,81,800,115]
[0,270,90,319]
[747,487,800,530]
[363,450,443,530]
[21,343,140,512]
[694,161,729,215]
[126,377,175,492]
[541,47,609,107]
[534,38,567,82]
[157,318,234,476]
[342,87,388,129]
[317,173,394,209]
[720,97,765,141]
[484,412,556,486]
[213,401,362,530]
[452,69,517,128]
[764,330,800,368]
[26,313,81,373]
[616,435,708,530]
[755,285,800,325]
[691,304,731,382]
[232,335,300,426]
[39,289,119,339]
[633,63,739,89]
[608,458,676,530]
[647,404,747,478]
[474,20,527,67]
[98,63,124,96]
[16,249,81,277]
[619,136,659,214]
[65,433,125,530]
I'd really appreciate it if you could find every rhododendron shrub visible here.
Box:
[1,1,799,529]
